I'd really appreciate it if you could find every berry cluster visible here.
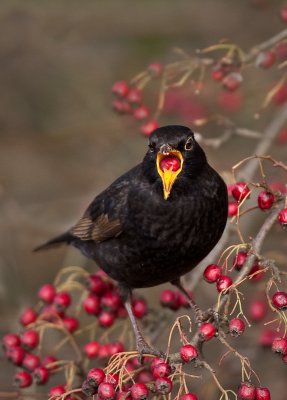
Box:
[237,382,270,400]
[159,288,191,310]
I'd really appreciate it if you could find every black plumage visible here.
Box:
[35,125,228,354]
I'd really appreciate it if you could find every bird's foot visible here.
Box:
[136,338,164,362]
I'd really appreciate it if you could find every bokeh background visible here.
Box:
[1,0,287,398]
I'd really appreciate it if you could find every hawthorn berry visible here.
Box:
[228,201,238,217]
[256,51,276,69]
[180,344,198,362]
[237,382,256,400]
[83,293,101,315]
[217,91,242,112]
[232,182,251,202]
[38,283,56,304]
[62,316,79,333]
[87,367,106,387]
[280,5,287,23]
[140,120,159,137]
[272,291,287,310]
[53,291,71,310]
[112,99,132,114]
[86,274,107,295]
[159,156,181,172]
[259,329,278,348]
[155,376,173,394]
[7,346,25,365]
[199,322,216,341]
[160,289,180,310]
[84,341,100,358]
[2,333,20,349]
[233,251,248,271]
[14,371,32,388]
[136,370,153,383]
[151,357,165,372]
[211,65,224,81]
[132,298,148,318]
[42,355,57,369]
[257,191,274,210]
[216,275,233,292]
[33,366,49,385]
[19,307,38,326]
[148,62,163,77]
[222,72,242,91]
[272,337,287,355]
[49,385,66,397]
[22,352,40,371]
[255,387,271,400]
[104,373,119,387]
[249,263,264,282]
[130,383,149,400]
[249,299,267,322]
[98,310,115,328]
[278,208,287,227]
[203,264,222,283]
[127,88,142,104]
[112,81,129,97]
[229,318,245,337]
[152,362,171,378]
[98,343,111,359]
[134,105,149,120]
[179,394,198,400]
[98,382,116,400]
[21,330,39,350]
[108,341,125,356]
[101,291,122,312]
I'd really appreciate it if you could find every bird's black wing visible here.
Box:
[70,164,141,243]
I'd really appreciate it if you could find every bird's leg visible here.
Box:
[171,278,204,326]
[119,285,163,358]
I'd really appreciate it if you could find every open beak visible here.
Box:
[156,146,183,200]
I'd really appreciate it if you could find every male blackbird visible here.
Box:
[35,125,228,354]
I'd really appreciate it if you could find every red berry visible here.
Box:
[229,318,245,337]
[275,43,287,61]
[112,81,129,97]
[232,182,251,202]
[98,310,115,328]
[87,367,106,387]
[62,316,79,333]
[49,385,66,397]
[116,391,132,400]
[233,251,248,271]
[136,370,153,383]
[21,330,39,350]
[22,352,40,371]
[134,105,150,120]
[272,337,287,355]
[211,66,224,81]
[249,263,264,282]
[222,72,242,91]
[159,156,181,172]
[19,307,38,326]
[160,289,180,310]
[130,382,149,400]
[249,299,267,322]
[6,346,25,365]
[228,201,238,217]
[42,355,57,369]
[104,373,119,387]
[83,293,101,315]
[216,275,233,292]
[155,376,173,394]
[152,362,171,378]
[14,371,32,388]
[127,88,142,104]
[33,366,49,385]
[237,382,256,400]
[255,387,271,400]
[199,322,216,341]
[278,208,287,227]
[2,333,20,349]
[132,298,148,318]
[257,191,274,210]
[282,353,287,363]
[280,5,287,22]
[203,264,222,283]
[179,394,198,400]
[84,341,100,358]
[177,290,192,308]
[151,357,165,372]
[101,291,122,312]
[140,120,159,137]
[272,82,287,105]
[272,291,287,310]
[259,329,278,347]
[117,305,128,318]
[180,344,198,363]
[53,291,71,309]
[217,91,242,111]
[108,341,125,356]
[148,62,163,77]
[38,283,56,304]
[112,99,132,114]
[86,274,107,295]
[256,51,276,69]
[98,382,116,400]
[98,344,111,359]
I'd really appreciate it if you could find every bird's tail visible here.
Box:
[33,232,72,252]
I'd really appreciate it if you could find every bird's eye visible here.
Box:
[149,143,155,152]
[185,137,193,151]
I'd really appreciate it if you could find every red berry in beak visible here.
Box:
[159,156,181,172]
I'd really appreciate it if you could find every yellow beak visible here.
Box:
[156,150,183,200]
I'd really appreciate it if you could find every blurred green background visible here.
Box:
[0,0,287,397]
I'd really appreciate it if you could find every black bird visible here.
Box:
[35,125,228,355]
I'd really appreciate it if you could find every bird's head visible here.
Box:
[143,125,207,200]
